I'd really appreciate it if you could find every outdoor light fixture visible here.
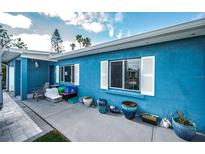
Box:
[35,62,39,68]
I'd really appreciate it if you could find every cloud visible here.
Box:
[107,23,114,37]
[115,12,124,22]
[42,12,120,37]
[82,22,104,33]
[13,34,51,51]
[14,33,82,52]
[127,31,131,37]
[0,12,32,29]
[42,12,76,22]
[192,13,205,20]
[42,12,106,33]
[116,30,123,39]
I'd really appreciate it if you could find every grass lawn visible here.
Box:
[34,130,69,142]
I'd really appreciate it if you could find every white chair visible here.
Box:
[45,88,62,103]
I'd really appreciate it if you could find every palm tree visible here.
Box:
[70,43,76,50]
[76,34,83,48]
[82,37,91,47]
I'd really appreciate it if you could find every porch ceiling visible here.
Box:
[1,49,21,63]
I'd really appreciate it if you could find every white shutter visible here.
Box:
[55,65,59,83]
[100,61,108,89]
[141,56,155,96]
[74,64,80,85]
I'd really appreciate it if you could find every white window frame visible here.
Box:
[60,64,75,83]
[55,65,60,83]
[109,58,141,92]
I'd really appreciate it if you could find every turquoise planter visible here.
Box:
[172,118,196,141]
[97,98,108,114]
[121,101,137,119]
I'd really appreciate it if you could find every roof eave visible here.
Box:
[50,19,205,61]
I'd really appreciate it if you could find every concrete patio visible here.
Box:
[20,96,205,142]
[0,93,42,142]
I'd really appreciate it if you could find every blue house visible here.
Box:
[1,19,205,133]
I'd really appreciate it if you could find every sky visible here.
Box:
[0,12,204,51]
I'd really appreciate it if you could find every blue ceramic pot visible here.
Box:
[97,98,108,114]
[172,117,196,141]
[121,101,137,119]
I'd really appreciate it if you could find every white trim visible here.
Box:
[9,65,14,91]
[55,65,59,83]
[74,64,80,86]
[141,56,155,96]
[100,61,108,89]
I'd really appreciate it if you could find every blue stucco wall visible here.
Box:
[55,36,205,133]
[21,58,28,100]
[27,59,50,93]
[14,60,20,96]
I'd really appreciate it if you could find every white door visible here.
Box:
[9,66,14,91]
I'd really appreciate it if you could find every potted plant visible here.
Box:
[121,101,137,119]
[141,112,159,125]
[172,111,196,141]
[83,96,93,107]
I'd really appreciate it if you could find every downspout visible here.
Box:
[0,50,3,109]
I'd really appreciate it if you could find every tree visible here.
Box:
[0,24,12,104]
[0,25,28,108]
[76,34,83,48]
[13,38,28,49]
[51,29,64,53]
[0,25,12,49]
[70,43,76,50]
[82,37,91,47]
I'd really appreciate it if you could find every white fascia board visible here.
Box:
[50,19,205,61]
[21,54,57,62]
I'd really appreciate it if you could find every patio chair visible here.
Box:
[33,82,49,101]
[45,88,62,103]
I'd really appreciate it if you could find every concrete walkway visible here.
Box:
[0,93,42,142]
[22,97,205,142]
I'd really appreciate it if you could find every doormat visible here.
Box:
[67,96,79,104]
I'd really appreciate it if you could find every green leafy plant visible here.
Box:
[84,96,92,99]
[175,111,193,126]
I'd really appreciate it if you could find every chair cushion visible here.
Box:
[58,87,65,94]
[64,86,78,93]
[45,88,62,99]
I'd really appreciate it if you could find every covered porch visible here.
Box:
[1,48,55,101]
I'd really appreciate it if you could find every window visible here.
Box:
[110,61,123,88]
[60,65,75,83]
[110,58,140,91]
[60,67,64,82]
